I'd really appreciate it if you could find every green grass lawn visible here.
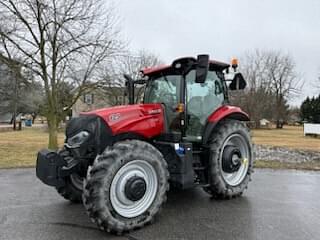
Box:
[0,126,319,169]
[0,128,64,168]
[252,126,320,151]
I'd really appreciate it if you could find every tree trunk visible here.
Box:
[47,114,58,150]
[275,95,284,129]
[12,113,16,131]
[32,113,37,124]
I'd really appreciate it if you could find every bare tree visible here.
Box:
[233,50,302,128]
[0,0,122,148]
[101,50,163,105]
[20,80,44,123]
[315,69,320,90]
[119,50,163,81]
[0,53,27,130]
[265,51,302,128]
[232,50,274,126]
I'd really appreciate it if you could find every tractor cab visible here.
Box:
[133,55,246,142]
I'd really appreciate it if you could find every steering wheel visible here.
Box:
[159,93,175,107]
[159,93,177,112]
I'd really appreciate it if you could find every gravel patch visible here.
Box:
[255,145,320,163]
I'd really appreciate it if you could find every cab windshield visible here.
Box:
[144,75,180,107]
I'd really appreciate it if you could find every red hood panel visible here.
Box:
[82,104,164,138]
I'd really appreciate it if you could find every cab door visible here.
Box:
[185,70,225,141]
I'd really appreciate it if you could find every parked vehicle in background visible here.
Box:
[304,123,320,136]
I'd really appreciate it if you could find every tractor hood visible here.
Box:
[81,103,165,138]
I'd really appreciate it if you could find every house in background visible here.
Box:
[72,87,126,117]
[0,113,13,124]
[259,118,271,129]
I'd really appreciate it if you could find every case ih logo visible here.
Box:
[109,113,121,122]
[148,109,161,115]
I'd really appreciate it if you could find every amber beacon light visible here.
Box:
[231,58,238,70]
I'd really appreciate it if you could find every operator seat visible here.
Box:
[203,93,223,120]
[187,96,203,137]
[188,96,203,116]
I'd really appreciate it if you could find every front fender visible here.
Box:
[202,105,249,144]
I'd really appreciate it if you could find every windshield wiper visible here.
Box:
[161,74,174,91]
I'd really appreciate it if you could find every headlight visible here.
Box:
[66,131,90,148]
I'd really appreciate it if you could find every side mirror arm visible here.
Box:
[124,74,135,104]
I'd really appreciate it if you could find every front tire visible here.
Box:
[56,149,83,203]
[83,140,169,234]
[56,173,83,203]
[204,119,253,199]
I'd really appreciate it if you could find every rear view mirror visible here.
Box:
[229,73,247,90]
[195,55,209,83]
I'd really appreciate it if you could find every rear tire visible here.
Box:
[203,119,253,199]
[83,140,169,234]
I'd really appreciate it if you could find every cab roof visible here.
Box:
[141,57,230,76]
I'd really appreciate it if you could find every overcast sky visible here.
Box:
[117,0,320,106]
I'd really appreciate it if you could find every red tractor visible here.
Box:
[36,55,253,234]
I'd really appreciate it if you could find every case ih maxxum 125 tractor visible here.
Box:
[36,54,253,234]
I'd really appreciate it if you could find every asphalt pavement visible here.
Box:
[0,168,319,240]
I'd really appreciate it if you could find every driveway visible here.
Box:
[0,168,319,240]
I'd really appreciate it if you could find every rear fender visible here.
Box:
[202,105,249,144]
